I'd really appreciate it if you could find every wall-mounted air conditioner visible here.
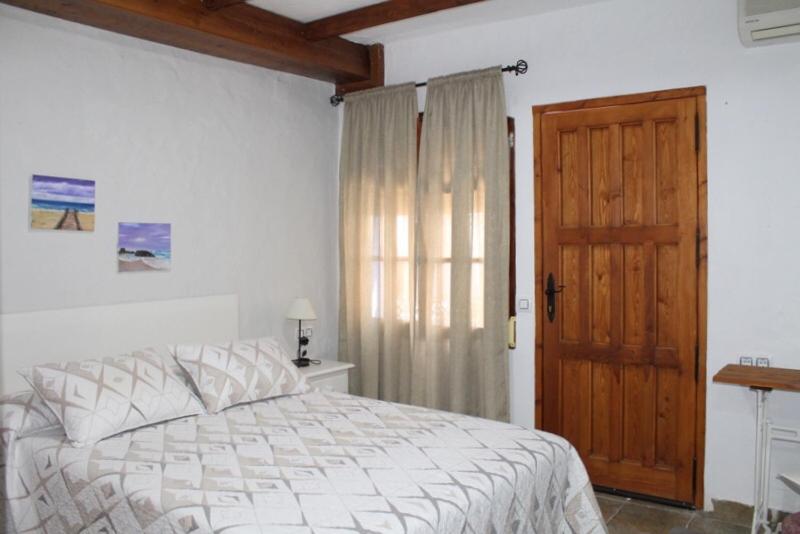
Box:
[739,0,800,47]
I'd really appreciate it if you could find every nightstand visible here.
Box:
[299,359,355,393]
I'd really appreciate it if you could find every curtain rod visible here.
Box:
[329,59,528,107]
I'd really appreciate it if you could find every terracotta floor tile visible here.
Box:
[597,494,627,522]
[686,516,750,534]
[607,501,694,534]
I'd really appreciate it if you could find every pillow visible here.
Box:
[172,337,309,413]
[0,391,63,464]
[0,390,62,438]
[18,347,205,447]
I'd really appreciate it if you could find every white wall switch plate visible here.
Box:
[756,357,770,368]
[739,356,754,366]
[518,298,531,312]
[305,327,313,338]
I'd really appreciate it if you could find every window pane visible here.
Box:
[371,259,382,319]
[432,261,451,327]
[441,193,452,257]
[471,261,484,329]
[371,209,412,322]
[371,212,382,256]
[472,185,485,260]
[396,259,411,322]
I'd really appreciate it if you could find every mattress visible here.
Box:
[2,390,606,533]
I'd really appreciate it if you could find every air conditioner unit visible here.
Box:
[739,0,800,47]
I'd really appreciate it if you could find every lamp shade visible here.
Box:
[286,298,317,321]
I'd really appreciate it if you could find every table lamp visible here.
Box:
[286,297,316,367]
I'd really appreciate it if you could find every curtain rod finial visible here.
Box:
[511,59,528,75]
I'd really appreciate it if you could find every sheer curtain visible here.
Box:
[412,67,510,421]
[338,84,418,402]
[339,69,509,421]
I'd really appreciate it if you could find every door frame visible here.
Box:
[532,86,707,508]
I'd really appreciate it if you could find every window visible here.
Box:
[368,115,516,330]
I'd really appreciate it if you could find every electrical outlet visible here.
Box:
[739,356,754,366]
[756,357,770,368]
[305,327,313,338]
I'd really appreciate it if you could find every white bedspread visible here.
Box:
[2,390,606,533]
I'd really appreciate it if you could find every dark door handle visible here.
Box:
[545,273,566,323]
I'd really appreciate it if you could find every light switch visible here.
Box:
[518,298,530,311]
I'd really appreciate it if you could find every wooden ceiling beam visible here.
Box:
[201,0,245,11]
[303,0,486,41]
[336,44,384,96]
[2,0,374,84]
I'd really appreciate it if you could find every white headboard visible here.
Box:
[0,294,239,395]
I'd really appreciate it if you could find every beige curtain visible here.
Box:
[412,67,510,421]
[338,84,418,402]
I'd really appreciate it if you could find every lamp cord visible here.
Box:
[297,318,320,365]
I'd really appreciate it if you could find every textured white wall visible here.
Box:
[385,0,800,510]
[0,6,339,361]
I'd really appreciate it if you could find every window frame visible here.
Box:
[368,114,516,327]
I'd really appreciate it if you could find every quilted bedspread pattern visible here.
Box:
[2,390,606,533]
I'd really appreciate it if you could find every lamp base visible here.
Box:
[292,357,311,368]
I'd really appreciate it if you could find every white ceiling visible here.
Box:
[248,0,608,42]
[247,0,384,23]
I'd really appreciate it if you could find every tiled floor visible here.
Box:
[597,492,752,534]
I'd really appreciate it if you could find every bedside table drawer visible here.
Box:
[307,371,349,393]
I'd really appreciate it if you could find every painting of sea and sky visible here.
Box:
[31,175,95,231]
[118,223,171,272]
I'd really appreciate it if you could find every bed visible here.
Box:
[1,296,606,533]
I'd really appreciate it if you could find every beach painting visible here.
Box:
[31,175,95,231]
[118,223,171,272]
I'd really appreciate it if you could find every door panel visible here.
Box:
[540,97,699,503]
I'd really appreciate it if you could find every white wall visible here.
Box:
[0,6,339,361]
[385,0,800,510]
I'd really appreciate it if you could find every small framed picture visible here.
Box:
[31,175,95,232]
[117,222,171,272]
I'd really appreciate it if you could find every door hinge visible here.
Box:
[694,113,700,153]
[508,131,515,148]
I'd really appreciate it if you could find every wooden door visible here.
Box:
[536,89,705,504]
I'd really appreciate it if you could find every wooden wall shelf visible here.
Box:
[713,364,800,392]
